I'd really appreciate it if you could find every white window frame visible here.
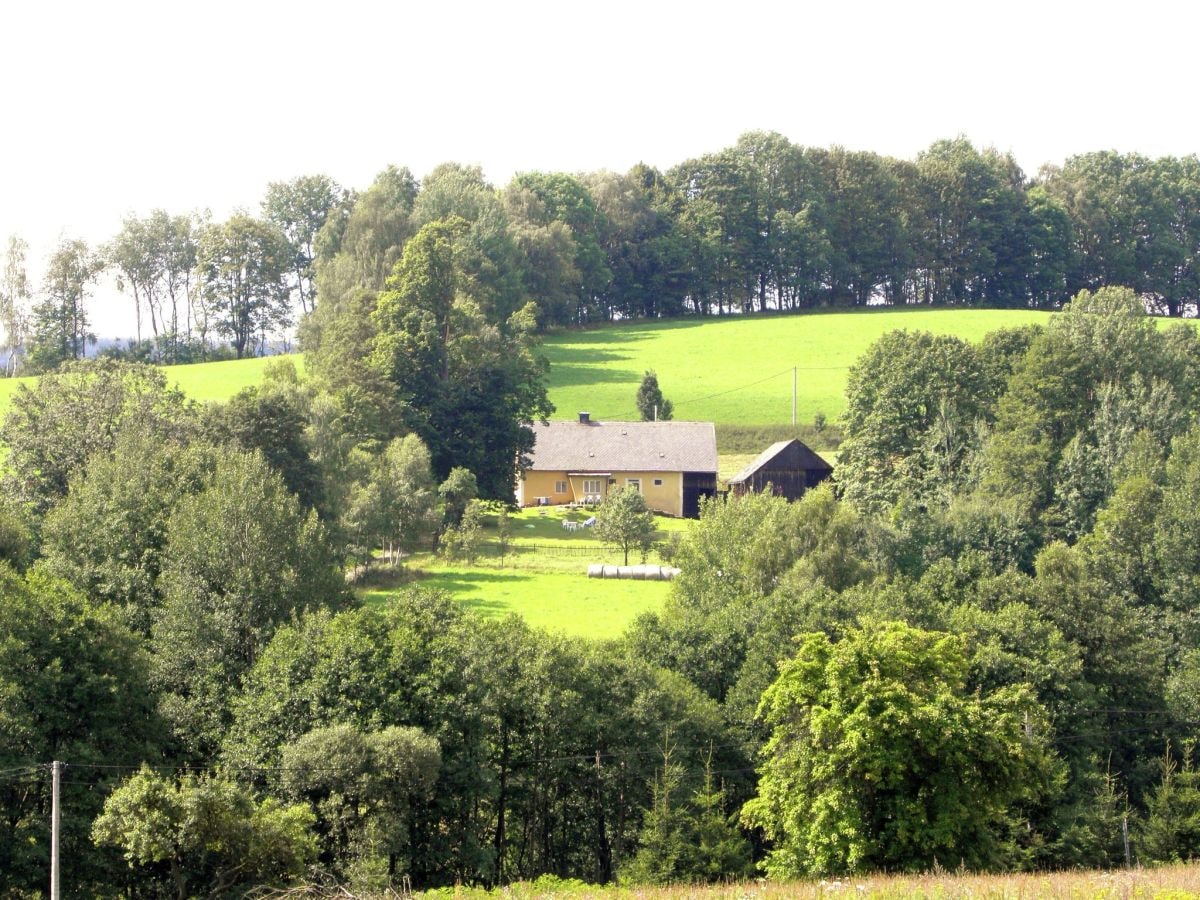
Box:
[626,478,642,493]
[582,478,603,495]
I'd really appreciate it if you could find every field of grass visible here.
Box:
[539,308,1054,426]
[163,354,306,402]
[0,353,306,413]
[2,308,1196,432]
[414,863,1200,899]
[358,507,678,640]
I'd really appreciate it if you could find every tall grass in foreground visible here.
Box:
[259,864,1200,899]
[420,868,1200,899]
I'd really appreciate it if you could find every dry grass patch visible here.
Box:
[405,864,1200,899]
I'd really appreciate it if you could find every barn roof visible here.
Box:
[526,420,718,474]
[727,439,833,484]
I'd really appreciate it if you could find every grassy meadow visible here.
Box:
[162,354,306,402]
[0,307,1048,424]
[4,308,1199,430]
[412,863,1200,899]
[358,506,685,639]
[0,352,306,412]
[539,308,1054,426]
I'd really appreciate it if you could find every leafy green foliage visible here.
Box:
[262,174,346,315]
[195,214,292,358]
[632,487,890,705]
[202,381,323,509]
[7,137,1200,893]
[838,330,994,512]
[595,485,655,565]
[495,504,513,562]
[441,498,484,564]
[439,466,478,527]
[1140,744,1200,864]
[621,747,751,886]
[0,568,164,894]
[313,164,418,301]
[0,359,194,513]
[636,370,673,421]
[743,621,1059,876]
[224,593,741,888]
[977,287,1189,534]
[106,209,200,361]
[93,764,316,896]
[371,218,553,498]
[0,235,32,375]
[280,723,440,888]
[40,431,212,633]
[152,449,347,757]
[27,237,103,371]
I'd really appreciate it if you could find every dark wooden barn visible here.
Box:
[727,439,833,501]
[682,471,718,517]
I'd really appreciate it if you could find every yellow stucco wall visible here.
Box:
[518,469,685,517]
[518,470,576,506]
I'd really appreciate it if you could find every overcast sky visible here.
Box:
[2,0,1197,336]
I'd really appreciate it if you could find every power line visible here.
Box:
[62,739,757,778]
[0,764,45,776]
[18,711,1200,788]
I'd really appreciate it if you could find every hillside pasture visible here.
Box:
[163,354,306,402]
[540,308,1053,425]
[3,309,1198,430]
[0,353,306,415]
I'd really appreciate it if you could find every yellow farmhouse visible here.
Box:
[516,413,719,518]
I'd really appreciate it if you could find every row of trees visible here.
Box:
[8,134,1200,378]
[0,176,345,373]
[306,139,1200,336]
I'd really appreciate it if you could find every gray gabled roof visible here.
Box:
[527,420,718,474]
[728,439,833,484]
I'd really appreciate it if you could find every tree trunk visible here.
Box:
[593,750,612,882]
[494,731,509,885]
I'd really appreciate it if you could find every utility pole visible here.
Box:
[792,367,797,427]
[51,760,62,900]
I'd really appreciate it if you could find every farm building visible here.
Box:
[517,413,718,517]
[727,439,833,501]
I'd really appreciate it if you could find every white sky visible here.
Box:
[2,0,1197,337]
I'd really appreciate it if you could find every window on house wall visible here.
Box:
[653,479,663,486]
[555,480,568,494]
[583,479,603,495]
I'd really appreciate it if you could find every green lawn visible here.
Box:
[364,568,665,641]
[358,507,676,639]
[163,355,305,402]
[540,308,1055,425]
